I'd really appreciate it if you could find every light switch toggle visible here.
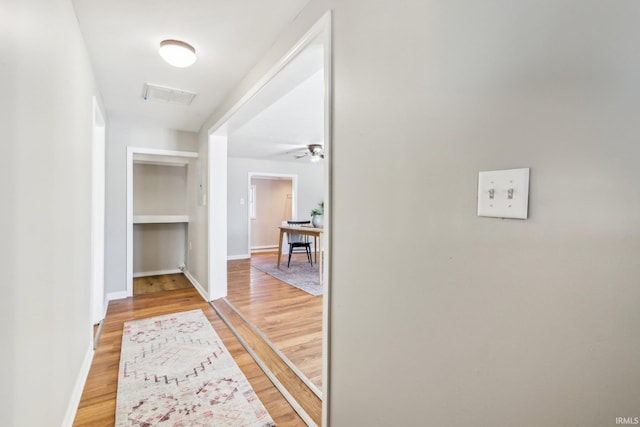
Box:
[507,188,514,199]
[489,189,495,199]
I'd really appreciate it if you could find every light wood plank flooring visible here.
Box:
[226,253,323,390]
[133,273,193,295]
[73,287,305,426]
[75,255,322,426]
[212,298,322,425]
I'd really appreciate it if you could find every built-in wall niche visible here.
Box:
[133,223,186,277]
[131,153,192,279]
[133,155,190,224]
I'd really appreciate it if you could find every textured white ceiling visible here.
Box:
[72,0,311,132]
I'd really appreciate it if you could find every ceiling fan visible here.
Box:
[294,144,325,162]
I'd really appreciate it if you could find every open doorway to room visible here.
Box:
[248,174,296,253]
[207,13,331,425]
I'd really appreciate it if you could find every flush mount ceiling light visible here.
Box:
[159,39,196,68]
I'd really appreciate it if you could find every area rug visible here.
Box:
[252,260,322,296]
[115,309,275,427]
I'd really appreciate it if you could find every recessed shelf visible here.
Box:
[132,152,197,167]
[133,215,189,224]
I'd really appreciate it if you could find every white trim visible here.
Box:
[126,148,133,298]
[130,147,198,158]
[210,302,317,426]
[206,12,332,425]
[93,318,105,350]
[318,12,333,427]
[250,245,278,251]
[90,97,106,326]
[132,153,192,166]
[227,254,251,261]
[61,344,94,427]
[126,147,199,298]
[184,270,209,301]
[107,291,129,301]
[222,297,322,399]
[133,268,182,278]
[208,136,228,300]
[248,172,297,254]
[133,215,189,224]
[249,184,257,220]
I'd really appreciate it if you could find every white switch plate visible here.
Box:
[477,168,530,219]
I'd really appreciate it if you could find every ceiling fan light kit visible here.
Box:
[294,144,325,161]
[159,39,197,68]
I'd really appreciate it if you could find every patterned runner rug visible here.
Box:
[115,309,275,426]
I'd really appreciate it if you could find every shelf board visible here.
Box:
[132,152,198,167]
[133,215,189,224]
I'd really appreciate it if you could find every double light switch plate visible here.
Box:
[477,168,530,219]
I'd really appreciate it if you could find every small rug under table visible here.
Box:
[252,259,322,296]
[115,309,275,427]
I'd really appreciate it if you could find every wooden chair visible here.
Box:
[286,220,313,267]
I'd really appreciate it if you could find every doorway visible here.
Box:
[248,173,297,253]
[208,12,332,424]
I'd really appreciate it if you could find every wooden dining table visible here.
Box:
[277,225,324,285]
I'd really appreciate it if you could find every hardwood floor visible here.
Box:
[226,253,323,390]
[74,255,322,426]
[212,298,322,425]
[133,273,193,295]
[73,287,305,426]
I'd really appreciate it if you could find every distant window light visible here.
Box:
[249,185,257,219]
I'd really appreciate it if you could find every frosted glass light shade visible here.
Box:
[159,40,196,68]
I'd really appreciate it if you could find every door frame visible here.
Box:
[90,97,106,325]
[125,147,199,297]
[207,12,332,425]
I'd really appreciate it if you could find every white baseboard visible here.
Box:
[252,247,295,255]
[250,247,279,254]
[61,343,94,427]
[107,291,128,301]
[133,268,181,278]
[184,270,209,301]
[227,254,250,260]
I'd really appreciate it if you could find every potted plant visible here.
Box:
[310,202,324,228]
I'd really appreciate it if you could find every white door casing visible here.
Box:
[90,97,106,325]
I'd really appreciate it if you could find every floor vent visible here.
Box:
[142,83,197,105]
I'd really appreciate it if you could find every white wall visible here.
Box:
[198,1,640,426]
[186,136,210,291]
[1,0,104,425]
[133,223,187,275]
[228,158,323,257]
[133,163,188,215]
[104,121,197,294]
